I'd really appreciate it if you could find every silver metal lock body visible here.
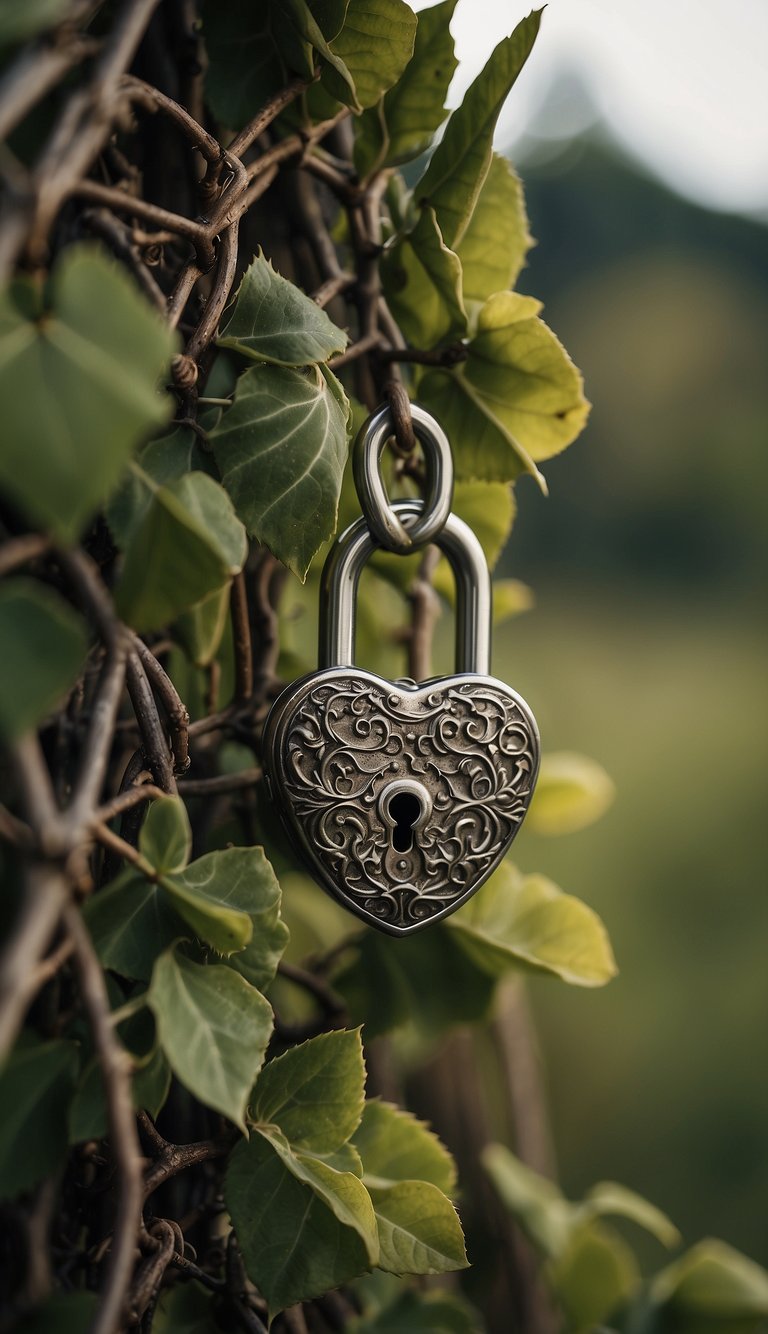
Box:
[263,498,541,936]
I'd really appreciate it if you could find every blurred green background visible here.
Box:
[481,127,768,1264]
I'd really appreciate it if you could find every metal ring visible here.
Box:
[352,403,454,553]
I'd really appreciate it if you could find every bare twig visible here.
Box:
[94,779,166,825]
[131,637,190,773]
[177,768,261,796]
[0,862,69,1061]
[0,534,50,577]
[230,572,253,702]
[63,901,144,1334]
[277,961,346,1022]
[143,1137,230,1200]
[126,653,176,794]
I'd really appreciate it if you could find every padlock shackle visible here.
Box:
[319,499,491,676]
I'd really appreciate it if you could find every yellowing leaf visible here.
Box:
[367,1179,467,1276]
[381,206,466,348]
[528,752,615,836]
[447,861,617,988]
[468,291,591,462]
[416,11,542,248]
[458,153,534,315]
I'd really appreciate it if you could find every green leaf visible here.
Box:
[115,470,247,632]
[173,583,231,667]
[161,872,253,958]
[416,11,541,248]
[457,153,534,315]
[368,1179,467,1276]
[381,206,466,348]
[353,1099,456,1195]
[354,1289,480,1333]
[84,871,181,983]
[493,578,534,625]
[0,1040,79,1197]
[154,1283,217,1333]
[171,846,288,988]
[528,752,616,837]
[651,1240,768,1319]
[336,928,496,1038]
[148,947,273,1131]
[482,1143,572,1258]
[0,0,70,45]
[462,291,591,463]
[0,246,174,542]
[548,1221,640,1334]
[579,1181,680,1249]
[202,1,317,130]
[211,363,350,579]
[139,796,192,874]
[419,361,543,485]
[251,1027,365,1153]
[354,0,459,178]
[14,1292,99,1334]
[218,253,347,366]
[106,424,214,549]
[447,861,617,988]
[226,1128,378,1316]
[69,1045,171,1143]
[321,0,417,111]
[420,289,590,484]
[0,579,88,742]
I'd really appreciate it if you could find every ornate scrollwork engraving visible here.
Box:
[269,671,539,930]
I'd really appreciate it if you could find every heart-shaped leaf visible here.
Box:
[218,253,347,367]
[0,245,175,542]
[211,363,350,579]
[251,1028,365,1154]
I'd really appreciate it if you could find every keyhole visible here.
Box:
[388,791,421,853]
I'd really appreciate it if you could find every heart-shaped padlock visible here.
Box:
[263,435,540,934]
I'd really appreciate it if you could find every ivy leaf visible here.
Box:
[0,245,174,543]
[148,947,273,1131]
[139,797,192,875]
[251,1028,365,1153]
[161,870,254,958]
[69,1041,171,1143]
[218,253,348,367]
[0,580,88,742]
[211,363,350,580]
[84,871,181,983]
[321,0,417,111]
[528,752,616,837]
[176,847,288,989]
[106,424,214,549]
[457,153,534,316]
[381,206,466,348]
[416,11,542,248]
[226,1128,378,1317]
[0,1041,79,1198]
[367,1179,467,1275]
[354,0,459,178]
[115,470,247,633]
[353,1099,456,1195]
[446,862,617,988]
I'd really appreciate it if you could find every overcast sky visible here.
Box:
[412,0,768,217]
